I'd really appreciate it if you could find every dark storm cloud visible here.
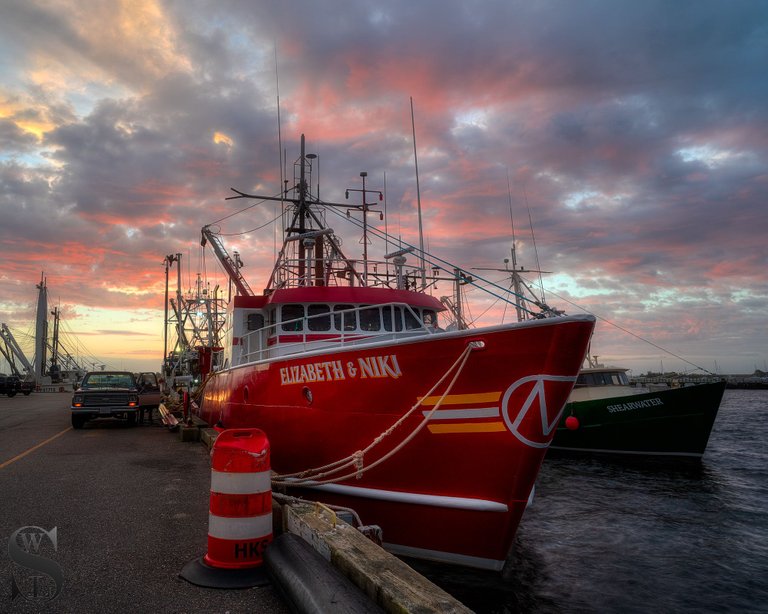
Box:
[0,119,39,151]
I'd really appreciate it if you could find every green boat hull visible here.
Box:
[551,381,726,458]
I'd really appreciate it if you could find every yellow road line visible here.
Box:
[427,422,507,434]
[0,427,73,470]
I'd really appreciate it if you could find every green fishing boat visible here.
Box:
[551,362,726,459]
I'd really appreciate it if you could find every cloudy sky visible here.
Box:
[1,0,766,375]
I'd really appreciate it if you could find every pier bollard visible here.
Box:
[180,428,272,588]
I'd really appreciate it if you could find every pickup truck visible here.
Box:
[0,374,34,397]
[70,371,140,429]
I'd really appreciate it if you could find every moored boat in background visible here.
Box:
[550,358,726,459]
[193,135,595,570]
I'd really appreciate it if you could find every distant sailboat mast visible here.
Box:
[507,171,525,323]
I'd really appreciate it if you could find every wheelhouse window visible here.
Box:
[359,306,381,331]
[404,308,421,330]
[247,312,264,331]
[423,310,437,329]
[575,371,628,387]
[382,306,404,332]
[281,304,305,332]
[613,372,629,385]
[333,304,356,331]
[307,304,331,331]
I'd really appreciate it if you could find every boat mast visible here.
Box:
[506,173,526,323]
[473,183,557,321]
[361,172,369,285]
[411,97,427,290]
[50,305,60,372]
[345,171,384,287]
[34,273,48,379]
[297,134,308,284]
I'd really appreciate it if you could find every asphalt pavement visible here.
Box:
[0,393,288,613]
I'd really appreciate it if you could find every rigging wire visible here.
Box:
[217,210,285,236]
[328,198,709,373]
[324,206,541,316]
[523,185,547,304]
[467,294,502,326]
[515,274,715,375]
[207,191,284,227]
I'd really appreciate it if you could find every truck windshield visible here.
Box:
[82,374,135,389]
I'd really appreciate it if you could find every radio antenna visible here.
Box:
[274,43,283,260]
[410,97,426,290]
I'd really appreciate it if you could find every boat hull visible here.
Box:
[198,315,595,570]
[551,381,726,458]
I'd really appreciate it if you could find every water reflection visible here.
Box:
[411,391,768,613]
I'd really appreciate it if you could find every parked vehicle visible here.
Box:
[136,372,162,409]
[70,371,140,428]
[0,374,33,397]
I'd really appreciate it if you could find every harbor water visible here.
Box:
[410,389,768,613]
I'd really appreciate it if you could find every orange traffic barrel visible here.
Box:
[180,428,272,588]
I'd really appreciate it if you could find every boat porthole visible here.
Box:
[243,386,249,403]
[302,386,313,405]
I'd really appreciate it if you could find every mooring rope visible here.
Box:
[271,341,481,487]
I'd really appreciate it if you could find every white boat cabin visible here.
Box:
[221,287,444,367]
[570,367,636,402]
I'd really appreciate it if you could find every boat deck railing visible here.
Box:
[271,255,425,292]
[237,302,437,365]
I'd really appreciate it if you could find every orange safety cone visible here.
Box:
[180,428,273,588]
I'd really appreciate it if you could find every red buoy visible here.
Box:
[565,415,580,430]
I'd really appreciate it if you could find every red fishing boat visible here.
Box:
[195,136,595,571]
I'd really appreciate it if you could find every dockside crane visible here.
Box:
[0,323,34,380]
[200,226,254,297]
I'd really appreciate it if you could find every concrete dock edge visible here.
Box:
[284,503,472,614]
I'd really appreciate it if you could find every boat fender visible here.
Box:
[565,415,580,430]
[264,533,383,613]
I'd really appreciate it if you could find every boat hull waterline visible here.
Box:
[551,380,727,458]
[199,314,595,570]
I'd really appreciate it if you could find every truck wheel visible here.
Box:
[7,391,16,398]
[23,390,31,396]
[126,412,137,426]
[72,415,86,429]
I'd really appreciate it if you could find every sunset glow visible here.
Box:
[1,1,766,375]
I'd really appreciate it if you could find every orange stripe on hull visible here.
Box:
[419,392,501,406]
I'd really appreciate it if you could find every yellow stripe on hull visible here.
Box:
[427,422,507,434]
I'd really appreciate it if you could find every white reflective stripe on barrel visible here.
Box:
[207,513,273,540]
[210,469,272,495]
